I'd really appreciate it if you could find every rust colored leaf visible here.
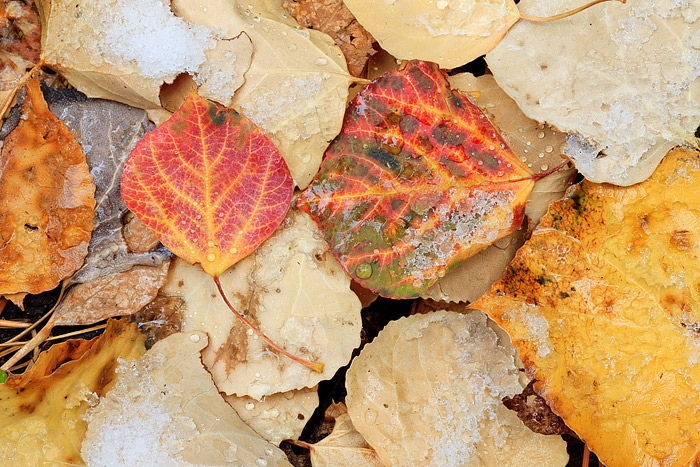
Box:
[297,61,536,299]
[283,0,377,77]
[121,91,293,277]
[0,319,146,464]
[473,147,700,467]
[0,78,95,299]
[502,381,574,436]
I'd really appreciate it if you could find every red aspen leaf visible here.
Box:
[0,77,95,301]
[297,60,542,299]
[121,91,293,278]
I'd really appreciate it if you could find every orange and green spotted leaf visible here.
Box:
[297,60,537,299]
[121,92,293,277]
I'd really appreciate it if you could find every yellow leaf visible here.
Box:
[0,320,146,465]
[474,147,700,467]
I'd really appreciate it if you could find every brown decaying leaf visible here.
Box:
[225,387,319,445]
[52,262,170,326]
[81,331,292,466]
[122,213,160,253]
[0,319,146,465]
[473,147,700,467]
[0,78,95,303]
[42,87,171,286]
[299,402,383,467]
[345,310,569,467]
[502,381,574,436]
[161,209,362,399]
[283,0,376,76]
[130,295,183,347]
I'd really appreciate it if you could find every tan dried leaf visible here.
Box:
[300,402,383,467]
[53,262,170,326]
[161,209,362,399]
[36,0,252,109]
[345,310,569,467]
[122,214,160,253]
[172,0,357,188]
[81,331,292,466]
[343,0,519,69]
[283,0,377,76]
[225,387,319,445]
[0,320,146,465]
[486,0,700,185]
[0,79,95,301]
[130,295,183,347]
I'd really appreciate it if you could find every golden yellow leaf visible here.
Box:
[474,147,700,467]
[0,78,95,301]
[345,310,569,466]
[486,0,700,185]
[81,331,292,466]
[0,320,146,465]
[161,209,362,399]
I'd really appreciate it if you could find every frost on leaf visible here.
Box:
[298,61,535,299]
[81,331,291,467]
[160,209,362,399]
[343,0,519,69]
[224,387,319,445]
[172,0,356,188]
[474,147,700,467]
[345,310,569,467]
[0,79,95,303]
[486,0,700,185]
[0,320,145,465]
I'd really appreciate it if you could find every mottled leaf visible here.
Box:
[121,91,293,277]
[0,78,95,300]
[42,87,171,286]
[297,61,536,299]
[473,147,700,467]
[0,320,146,465]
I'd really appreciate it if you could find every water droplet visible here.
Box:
[247,329,254,336]
[545,145,553,153]
[541,163,549,171]
[520,156,527,162]
[356,262,372,279]
[506,163,512,168]
[206,253,216,262]
[299,153,311,163]
[207,241,214,248]
[195,214,202,220]
[496,170,504,177]
[365,409,378,425]
[245,401,255,410]
[229,247,238,254]
[265,448,274,456]
[256,458,268,466]
[255,372,261,378]
[314,58,328,66]
[537,131,545,139]
[412,278,423,288]
[488,144,495,151]
[218,212,224,218]
[189,334,200,343]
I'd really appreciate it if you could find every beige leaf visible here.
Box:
[81,331,292,466]
[345,310,569,467]
[300,402,384,467]
[161,209,362,399]
[423,73,575,303]
[53,262,170,326]
[343,0,520,69]
[172,0,357,188]
[486,0,700,185]
[36,0,252,109]
[225,387,319,445]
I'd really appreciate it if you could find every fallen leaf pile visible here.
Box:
[3,0,700,466]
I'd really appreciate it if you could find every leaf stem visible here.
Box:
[212,275,324,373]
[519,0,625,23]
[285,439,314,450]
[532,159,572,181]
